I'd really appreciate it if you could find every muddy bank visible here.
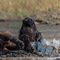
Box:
[0,50,42,57]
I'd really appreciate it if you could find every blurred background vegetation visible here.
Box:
[0,0,60,24]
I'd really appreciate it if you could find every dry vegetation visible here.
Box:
[0,0,60,24]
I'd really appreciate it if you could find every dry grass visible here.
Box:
[0,0,60,11]
[0,0,60,24]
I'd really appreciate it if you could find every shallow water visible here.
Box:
[36,25,60,41]
[0,22,60,41]
[0,22,60,58]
